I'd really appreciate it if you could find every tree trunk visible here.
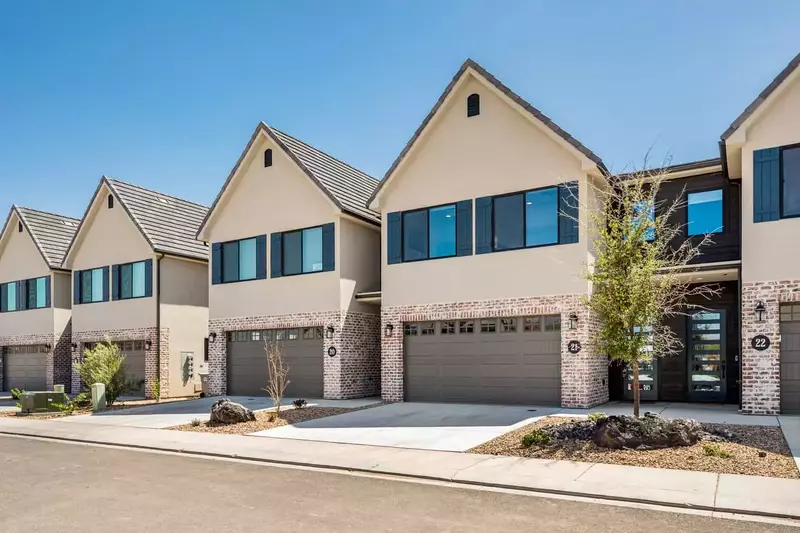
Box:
[632,361,640,418]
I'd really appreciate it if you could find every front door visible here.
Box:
[688,310,726,402]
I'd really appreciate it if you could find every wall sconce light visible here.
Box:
[145,340,153,351]
[71,342,78,352]
[384,324,394,337]
[44,344,52,351]
[568,313,579,331]
[325,325,335,339]
[208,332,217,343]
[755,301,766,323]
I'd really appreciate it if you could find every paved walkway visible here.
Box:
[1,417,799,519]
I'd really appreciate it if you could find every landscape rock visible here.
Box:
[591,412,703,449]
[546,419,596,441]
[209,398,256,425]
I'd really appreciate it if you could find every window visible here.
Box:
[492,187,560,251]
[264,149,273,167]
[459,320,474,334]
[23,277,47,309]
[251,331,261,342]
[288,329,299,340]
[421,322,436,335]
[17,221,22,232]
[783,146,800,218]
[440,321,456,335]
[633,201,655,241]
[283,226,323,276]
[545,315,561,331]
[467,93,480,117]
[525,188,558,246]
[494,194,524,250]
[108,194,114,209]
[78,268,104,304]
[523,316,541,332]
[4,281,16,311]
[221,237,258,283]
[117,261,148,299]
[480,318,496,333]
[402,209,428,261]
[302,328,315,340]
[401,204,457,262]
[500,318,516,333]
[687,190,723,236]
[404,323,419,336]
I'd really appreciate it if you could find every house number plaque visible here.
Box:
[567,340,582,354]
[751,335,770,351]
[328,346,337,357]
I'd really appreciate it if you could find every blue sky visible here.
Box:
[1,1,799,220]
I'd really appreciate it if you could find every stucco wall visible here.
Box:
[740,75,800,283]
[379,75,592,307]
[339,217,380,314]
[0,212,51,281]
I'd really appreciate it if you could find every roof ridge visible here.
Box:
[16,206,81,222]
[106,177,209,209]
[269,126,379,183]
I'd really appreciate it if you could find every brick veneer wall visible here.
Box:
[380,294,609,408]
[207,310,380,399]
[741,280,800,414]
[71,327,169,399]
[0,331,70,391]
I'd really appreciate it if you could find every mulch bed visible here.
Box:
[170,403,382,435]
[470,416,799,479]
[0,396,197,419]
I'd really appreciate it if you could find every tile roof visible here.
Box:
[721,51,800,140]
[106,178,210,261]
[369,58,607,206]
[613,157,722,180]
[13,207,80,268]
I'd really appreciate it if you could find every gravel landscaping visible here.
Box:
[470,416,799,479]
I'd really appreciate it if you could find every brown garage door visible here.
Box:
[227,327,323,398]
[82,341,146,396]
[780,305,800,414]
[3,344,48,391]
[404,315,562,405]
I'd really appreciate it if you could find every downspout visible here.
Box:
[156,253,164,392]
[735,181,743,411]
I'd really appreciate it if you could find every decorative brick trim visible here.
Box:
[208,310,380,399]
[71,327,169,399]
[741,280,800,415]
[380,294,609,408]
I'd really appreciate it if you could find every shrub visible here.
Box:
[292,399,307,409]
[10,388,24,401]
[51,393,90,415]
[190,418,202,427]
[702,443,732,459]
[588,412,606,423]
[75,339,140,406]
[521,429,552,447]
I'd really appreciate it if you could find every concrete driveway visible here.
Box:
[54,396,378,429]
[254,402,560,451]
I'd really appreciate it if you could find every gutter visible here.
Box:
[156,253,164,393]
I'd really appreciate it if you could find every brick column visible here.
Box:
[742,282,785,414]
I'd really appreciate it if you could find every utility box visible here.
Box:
[199,372,209,396]
[20,391,67,414]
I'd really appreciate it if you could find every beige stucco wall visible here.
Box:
[69,184,157,332]
[160,256,209,394]
[205,133,343,319]
[339,217,380,313]
[739,75,800,282]
[379,74,592,307]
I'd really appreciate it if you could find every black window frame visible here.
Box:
[490,185,561,253]
[219,236,259,284]
[0,277,49,313]
[685,187,725,237]
[108,194,114,209]
[467,93,480,117]
[264,148,273,167]
[780,143,800,220]
[77,268,104,305]
[281,224,324,277]
[116,260,149,300]
[400,202,458,263]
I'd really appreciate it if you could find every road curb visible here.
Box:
[1,428,798,522]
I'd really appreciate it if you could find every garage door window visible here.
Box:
[480,319,497,333]
[545,316,561,331]
[459,320,474,334]
[421,322,435,335]
[500,318,517,333]
[6,344,49,355]
[440,321,456,334]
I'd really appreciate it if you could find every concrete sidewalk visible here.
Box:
[1,418,799,520]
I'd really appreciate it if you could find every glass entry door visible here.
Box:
[688,310,726,402]
[624,326,658,401]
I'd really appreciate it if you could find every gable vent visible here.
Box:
[264,148,273,167]
[18,221,22,232]
[108,194,114,209]
[467,93,480,117]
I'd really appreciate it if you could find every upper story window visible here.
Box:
[0,277,49,312]
[783,146,800,218]
[467,93,480,117]
[222,237,257,283]
[633,200,655,241]
[114,260,149,299]
[283,226,323,276]
[403,204,456,261]
[76,267,107,304]
[493,187,559,250]
[687,189,723,236]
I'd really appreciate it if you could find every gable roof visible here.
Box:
[368,58,607,206]
[63,177,210,265]
[0,206,79,269]
[721,51,800,141]
[197,122,380,238]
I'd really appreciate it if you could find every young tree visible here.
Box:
[263,341,290,415]
[581,165,719,417]
[75,338,141,406]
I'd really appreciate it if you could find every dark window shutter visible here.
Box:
[144,259,153,297]
[467,93,480,117]
[456,200,473,256]
[28,278,36,309]
[754,147,780,222]
[322,223,335,272]
[111,265,120,300]
[270,233,283,278]
[0,284,6,312]
[255,235,267,279]
[211,243,222,285]
[475,196,493,254]
[73,271,80,305]
[558,181,580,244]
[44,276,51,308]
[102,266,110,302]
[387,212,402,264]
[17,281,27,311]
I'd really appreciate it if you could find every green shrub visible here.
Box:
[52,393,90,416]
[75,339,140,406]
[153,378,161,403]
[521,429,552,447]
[10,388,24,401]
[588,412,606,423]
[702,443,732,459]
[190,418,202,427]
[292,399,307,409]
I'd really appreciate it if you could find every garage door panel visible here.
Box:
[780,308,800,414]
[3,345,48,391]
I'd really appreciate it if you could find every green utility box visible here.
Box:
[19,391,68,413]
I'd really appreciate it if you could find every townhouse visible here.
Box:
[197,123,381,399]
[0,207,78,391]
[61,177,210,398]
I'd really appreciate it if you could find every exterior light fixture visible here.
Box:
[384,324,394,337]
[755,301,766,323]
[71,342,78,351]
[208,332,217,343]
[568,313,579,331]
[145,340,152,351]
[325,325,335,339]
[44,344,52,351]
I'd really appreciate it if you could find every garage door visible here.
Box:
[227,327,323,398]
[780,305,800,414]
[404,315,562,405]
[83,340,146,396]
[3,344,48,391]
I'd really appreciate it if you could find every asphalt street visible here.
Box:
[0,436,796,532]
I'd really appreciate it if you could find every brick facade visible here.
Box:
[207,310,380,399]
[741,280,800,414]
[71,327,170,399]
[380,294,609,408]
[0,329,72,392]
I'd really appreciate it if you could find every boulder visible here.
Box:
[209,398,256,425]
[592,412,703,450]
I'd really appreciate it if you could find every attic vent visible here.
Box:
[61,220,77,227]
[108,195,114,209]
[467,93,480,117]
[158,197,171,205]
[264,149,273,167]
[18,221,22,233]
